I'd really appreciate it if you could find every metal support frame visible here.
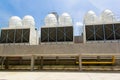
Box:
[31,55,35,71]
[1,57,6,69]
[56,56,59,65]
[4,57,9,69]
[38,56,40,70]
[79,54,82,71]
[40,56,43,70]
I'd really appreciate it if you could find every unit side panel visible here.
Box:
[114,23,120,40]
[22,29,30,43]
[65,27,73,41]
[41,28,48,42]
[15,29,22,43]
[0,30,8,43]
[7,29,14,43]
[86,25,94,41]
[57,27,64,42]
[49,28,56,42]
[105,24,114,40]
[95,25,104,40]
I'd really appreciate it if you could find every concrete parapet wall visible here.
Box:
[0,43,120,56]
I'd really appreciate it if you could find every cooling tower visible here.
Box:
[9,16,22,28]
[59,13,73,26]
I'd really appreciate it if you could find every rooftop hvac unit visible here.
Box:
[9,16,22,28]
[0,15,39,45]
[0,28,39,45]
[41,12,73,43]
[59,13,73,26]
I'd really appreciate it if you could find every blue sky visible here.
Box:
[0,0,120,35]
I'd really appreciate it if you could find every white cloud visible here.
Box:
[89,0,120,12]
[75,22,83,27]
